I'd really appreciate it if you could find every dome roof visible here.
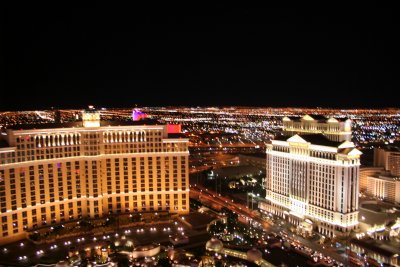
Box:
[247,248,262,262]
[206,238,223,252]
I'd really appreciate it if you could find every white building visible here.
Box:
[0,108,189,245]
[260,115,361,237]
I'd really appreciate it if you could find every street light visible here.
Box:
[215,174,221,194]
[247,192,254,210]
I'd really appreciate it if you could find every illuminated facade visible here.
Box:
[365,175,400,203]
[261,116,361,237]
[359,167,384,192]
[374,147,400,176]
[0,109,189,244]
[282,114,352,142]
[359,146,400,204]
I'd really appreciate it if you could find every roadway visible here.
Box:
[190,184,348,266]
[190,143,263,148]
[190,184,270,229]
[268,221,348,265]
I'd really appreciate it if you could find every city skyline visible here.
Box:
[3,7,397,110]
[1,107,399,265]
[2,6,400,266]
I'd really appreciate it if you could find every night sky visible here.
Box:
[3,6,398,110]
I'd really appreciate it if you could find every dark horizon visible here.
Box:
[3,6,398,110]
[2,103,400,112]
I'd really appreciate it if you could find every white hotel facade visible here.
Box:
[0,109,189,244]
[261,115,361,237]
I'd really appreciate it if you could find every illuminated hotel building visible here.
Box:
[374,146,400,177]
[365,175,400,203]
[282,114,352,142]
[0,108,189,244]
[261,115,361,237]
[359,146,400,204]
[359,166,384,192]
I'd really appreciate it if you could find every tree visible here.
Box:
[209,220,226,235]
[118,257,131,267]
[227,211,238,232]
[157,258,172,267]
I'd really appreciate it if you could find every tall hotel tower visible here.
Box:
[0,108,189,244]
[261,115,361,237]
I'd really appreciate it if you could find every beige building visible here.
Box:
[261,115,361,237]
[374,147,400,176]
[0,108,189,245]
[359,146,400,204]
[366,175,400,203]
[359,167,384,192]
